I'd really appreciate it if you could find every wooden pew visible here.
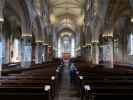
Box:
[0,79,52,100]
[75,63,133,100]
[2,62,58,76]
[83,80,133,100]
[0,62,63,100]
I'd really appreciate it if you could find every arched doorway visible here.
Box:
[57,31,76,63]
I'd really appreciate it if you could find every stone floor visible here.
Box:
[54,64,80,100]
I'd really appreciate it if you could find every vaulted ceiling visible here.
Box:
[49,0,84,16]
[49,0,85,30]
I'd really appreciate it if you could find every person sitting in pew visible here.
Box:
[69,63,77,84]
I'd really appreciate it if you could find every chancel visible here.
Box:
[0,0,133,100]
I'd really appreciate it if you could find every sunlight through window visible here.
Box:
[58,38,61,58]
[71,38,75,57]
[128,33,133,55]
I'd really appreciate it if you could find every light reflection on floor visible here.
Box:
[54,63,80,100]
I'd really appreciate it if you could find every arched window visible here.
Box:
[128,33,133,55]
[12,39,20,62]
[0,41,2,64]
[58,38,61,58]
[71,38,75,57]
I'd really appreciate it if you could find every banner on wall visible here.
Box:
[48,46,52,57]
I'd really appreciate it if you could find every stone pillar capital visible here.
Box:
[0,0,5,20]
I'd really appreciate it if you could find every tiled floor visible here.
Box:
[54,64,80,100]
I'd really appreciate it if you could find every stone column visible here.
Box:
[0,20,3,75]
[104,37,114,68]
[0,0,4,75]
[87,44,92,63]
[41,44,46,63]
[45,44,48,62]
[35,43,45,64]
[31,42,36,64]
[45,44,48,61]
[35,43,39,64]
[91,42,99,64]
[21,36,32,68]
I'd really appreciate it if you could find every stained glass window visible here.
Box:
[0,42,2,64]
[71,38,75,57]
[12,39,20,62]
[128,33,133,55]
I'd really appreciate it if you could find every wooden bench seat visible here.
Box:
[2,62,59,76]
[0,86,50,100]
[0,61,63,100]
[82,80,133,100]
[0,78,53,100]
[75,62,133,100]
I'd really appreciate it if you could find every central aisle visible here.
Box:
[54,63,80,100]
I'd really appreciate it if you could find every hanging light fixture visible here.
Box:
[131,17,133,23]
[0,17,4,22]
